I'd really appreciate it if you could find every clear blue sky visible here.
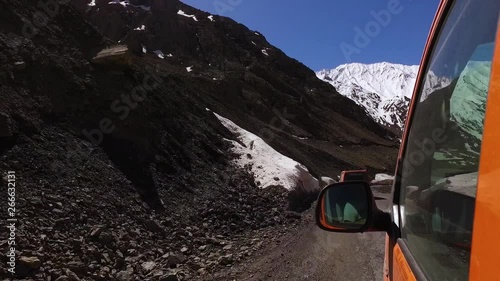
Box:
[181,0,440,71]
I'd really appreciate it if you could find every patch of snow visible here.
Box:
[371,173,395,185]
[213,78,217,81]
[141,45,147,54]
[293,135,308,140]
[108,0,150,10]
[177,10,198,21]
[167,53,173,57]
[108,0,127,7]
[254,32,260,36]
[186,66,193,72]
[261,49,269,56]
[251,41,257,46]
[213,112,320,192]
[88,0,96,6]
[152,50,164,59]
[207,15,215,22]
[134,25,145,31]
[373,173,394,182]
[321,176,336,186]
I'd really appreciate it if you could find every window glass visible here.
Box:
[399,0,499,280]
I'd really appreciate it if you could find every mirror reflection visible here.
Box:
[322,183,369,229]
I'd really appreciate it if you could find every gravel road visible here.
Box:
[220,186,392,281]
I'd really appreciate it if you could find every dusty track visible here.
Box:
[216,186,391,281]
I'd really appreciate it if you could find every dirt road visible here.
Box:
[221,186,391,281]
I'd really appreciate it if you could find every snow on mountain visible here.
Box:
[212,111,320,192]
[152,50,164,59]
[316,62,450,131]
[450,60,491,142]
[107,0,150,11]
[177,10,198,21]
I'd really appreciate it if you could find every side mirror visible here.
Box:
[315,181,391,233]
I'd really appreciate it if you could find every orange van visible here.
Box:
[316,0,500,280]
[339,170,368,182]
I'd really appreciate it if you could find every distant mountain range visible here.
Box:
[316,62,450,133]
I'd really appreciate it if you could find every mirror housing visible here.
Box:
[315,181,391,233]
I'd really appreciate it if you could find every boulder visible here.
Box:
[144,219,164,233]
[218,254,234,266]
[18,256,41,269]
[116,269,134,281]
[98,232,114,245]
[13,61,26,71]
[141,261,156,272]
[17,256,42,277]
[91,45,132,66]
[89,226,105,239]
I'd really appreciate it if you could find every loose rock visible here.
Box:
[218,254,234,266]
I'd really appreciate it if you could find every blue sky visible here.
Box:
[181,0,440,71]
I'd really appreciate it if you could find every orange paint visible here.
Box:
[469,20,500,281]
[319,194,345,231]
[393,244,417,281]
[384,234,390,281]
[339,170,367,182]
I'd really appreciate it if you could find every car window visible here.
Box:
[344,174,366,181]
[399,0,499,280]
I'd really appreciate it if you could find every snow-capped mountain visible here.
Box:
[316,62,449,132]
[451,60,491,143]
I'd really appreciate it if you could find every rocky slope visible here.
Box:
[317,62,450,134]
[0,0,398,279]
[72,0,400,176]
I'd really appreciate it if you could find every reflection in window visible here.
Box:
[399,0,498,280]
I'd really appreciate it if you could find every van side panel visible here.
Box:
[470,23,500,281]
[392,244,417,281]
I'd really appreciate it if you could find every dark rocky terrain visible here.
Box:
[0,0,398,280]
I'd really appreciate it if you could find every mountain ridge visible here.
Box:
[317,62,450,133]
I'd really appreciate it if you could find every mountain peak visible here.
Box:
[316,62,447,133]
